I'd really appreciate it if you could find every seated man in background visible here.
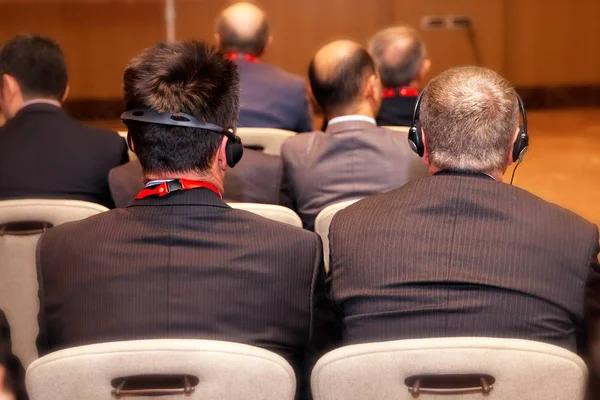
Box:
[368,26,430,127]
[0,35,128,208]
[0,310,26,400]
[328,66,600,356]
[36,41,334,398]
[109,148,282,207]
[280,40,427,230]
[215,2,313,132]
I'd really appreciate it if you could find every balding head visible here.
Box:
[368,26,428,87]
[421,66,520,174]
[215,2,270,56]
[309,40,378,118]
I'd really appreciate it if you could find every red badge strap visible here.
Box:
[136,179,222,200]
[382,87,419,98]
[224,52,260,63]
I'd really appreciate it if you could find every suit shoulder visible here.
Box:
[281,131,316,155]
[230,207,317,240]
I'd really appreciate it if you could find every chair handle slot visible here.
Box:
[405,374,495,398]
[111,374,199,398]
[0,221,53,236]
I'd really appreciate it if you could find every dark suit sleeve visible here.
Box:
[35,234,50,356]
[583,227,600,395]
[278,149,296,210]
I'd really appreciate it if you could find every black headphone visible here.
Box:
[121,109,244,168]
[408,89,529,163]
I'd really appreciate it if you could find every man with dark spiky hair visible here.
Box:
[0,34,128,208]
[0,310,26,400]
[214,2,313,132]
[36,41,335,399]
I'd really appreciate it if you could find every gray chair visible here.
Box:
[236,127,295,156]
[228,202,303,228]
[26,339,296,400]
[314,199,362,273]
[311,337,587,400]
[0,199,108,367]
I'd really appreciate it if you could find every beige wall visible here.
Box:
[1,0,598,99]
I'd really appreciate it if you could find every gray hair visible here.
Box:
[420,66,519,172]
[368,26,426,87]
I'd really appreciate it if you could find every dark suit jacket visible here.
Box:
[0,310,27,400]
[329,170,600,354]
[280,120,428,230]
[0,104,128,208]
[237,60,312,132]
[36,189,336,397]
[376,95,417,127]
[109,149,282,207]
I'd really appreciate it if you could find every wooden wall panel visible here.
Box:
[505,0,600,86]
[0,1,165,99]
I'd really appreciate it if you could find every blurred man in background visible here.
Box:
[368,26,430,126]
[215,2,313,132]
[328,67,600,357]
[280,40,427,230]
[0,35,128,208]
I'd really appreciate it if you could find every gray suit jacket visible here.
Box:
[109,149,283,207]
[329,170,600,354]
[280,120,428,230]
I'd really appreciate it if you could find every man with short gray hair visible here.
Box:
[368,26,430,126]
[328,66,600,355]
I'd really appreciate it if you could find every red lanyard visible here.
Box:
[224,52,260,63]
[382,87,419,98]
[136,179,222,199]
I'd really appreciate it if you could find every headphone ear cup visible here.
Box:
[512,127,529,162]
[408,123,424,157]
[225,137,244,168]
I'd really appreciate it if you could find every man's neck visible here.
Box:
[428,165,504,182]
[144,172,224,194]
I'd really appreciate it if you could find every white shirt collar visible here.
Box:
[19,99,62,111]
[328,115,376,126]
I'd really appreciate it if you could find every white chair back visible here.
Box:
[311,337,588,400]
[236,127,295,156]
[26,339,296,400]
[0,199,108,367]
[228,202,302,228]
[117,130,137,161]
[314,199,361,273]
[383,125,410,133]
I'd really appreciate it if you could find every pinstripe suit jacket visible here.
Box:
[36,188,334,389]
[329,170,600,353]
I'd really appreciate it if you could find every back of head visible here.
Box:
[215,2,270,57]
[309,40,377,118]
[420,66,519,173]
[0,34,68,102]
[123,41,240,176]
[368,26,426,88]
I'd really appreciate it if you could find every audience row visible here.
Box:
[0,3,599,400]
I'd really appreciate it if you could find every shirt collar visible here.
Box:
[19,99,62,111]
[328,115,376,127]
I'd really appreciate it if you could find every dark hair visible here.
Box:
[368,26,426,87]
[215,17,270,56]
[0,34,68,101]
[123,41,240,176]
[308,47,376,116]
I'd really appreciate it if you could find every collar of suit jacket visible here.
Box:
[127,186,229,209]
[13,102,63,119]
[325,119,379,134]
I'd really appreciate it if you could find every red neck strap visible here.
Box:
[225,52,260,63]
[136,179,222,200]
[382,87,419,98]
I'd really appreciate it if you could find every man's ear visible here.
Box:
[265,35,273,52]
[507,126,520,164]
[61,84,70,103]
[365,74,381,102]
[418,58,431,84]
[214,33,221,48]
[421,127,430,166]
[2,74,19,100]
[217,135,228,172]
